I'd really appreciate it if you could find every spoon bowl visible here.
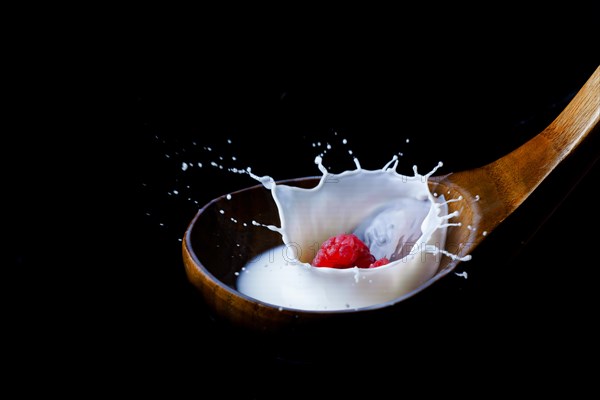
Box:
[182,65,599,336]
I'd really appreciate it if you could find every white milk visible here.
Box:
[236,155,470,311]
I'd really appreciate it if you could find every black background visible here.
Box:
[9,13,599,394]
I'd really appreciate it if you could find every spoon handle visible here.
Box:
[435,65,599,247]
[541,65,600,160]
[499,65,600,197]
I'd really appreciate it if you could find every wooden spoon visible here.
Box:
[182,65,599,334]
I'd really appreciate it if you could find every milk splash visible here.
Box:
[236,154,471,311]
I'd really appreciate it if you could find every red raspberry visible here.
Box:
[312,233,375,269]
[368,257,390,268]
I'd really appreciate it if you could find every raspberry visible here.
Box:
[312,233,375,269]
[368,257,390,268]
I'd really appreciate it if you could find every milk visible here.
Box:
[236,155,471,311]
